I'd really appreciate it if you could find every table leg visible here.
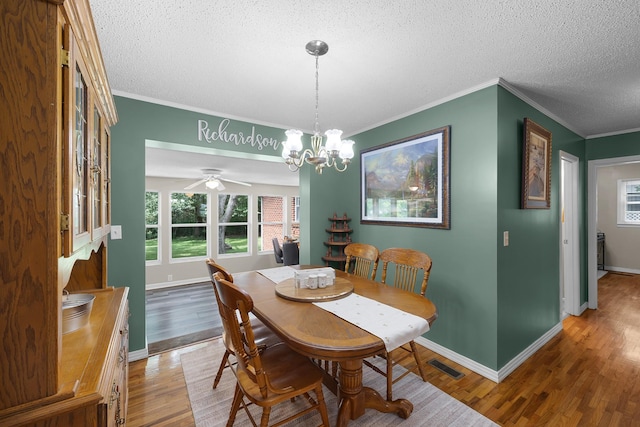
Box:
[336,359,413,426]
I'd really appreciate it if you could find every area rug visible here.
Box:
[181,339,498,426]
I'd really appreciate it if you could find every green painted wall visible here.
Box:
[586,131,640,160]
[307,85,590,371]
[109,97,289,352]
[110,87,633,371]
[309,87,501,368]
[496,87,585,368]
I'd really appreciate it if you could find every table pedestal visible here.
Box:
[335,359,413,427]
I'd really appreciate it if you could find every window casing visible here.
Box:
[618,179,640,226]
[145,191,159,262]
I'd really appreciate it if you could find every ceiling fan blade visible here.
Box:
[183,178,207,190]
[218,177,252,187]
[216,180,226,191]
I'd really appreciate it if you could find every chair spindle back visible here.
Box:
[379,248,432,296]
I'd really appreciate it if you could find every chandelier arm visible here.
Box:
[287,162,300,172]
[332,161,349,172]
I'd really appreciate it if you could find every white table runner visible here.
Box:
[256,266,296,283]
[313,293,430,351]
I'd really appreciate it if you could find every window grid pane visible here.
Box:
[218,194,249,255]
[145,226,158,261]
[171,226,207,258]
[258,196,284,251]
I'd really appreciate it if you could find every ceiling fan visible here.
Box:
[183,168,252,191]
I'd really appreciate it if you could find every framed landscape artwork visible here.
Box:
[521,118,552,209]
[360,126,450,229]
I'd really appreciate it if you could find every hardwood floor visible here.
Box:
[146,282,222,354]
[128,272,640,426]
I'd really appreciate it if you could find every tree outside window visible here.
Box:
[171,192,208,258]
[145,191,159,261]
[218,194,249,254]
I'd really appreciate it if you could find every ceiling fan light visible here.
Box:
[205,179,219,189]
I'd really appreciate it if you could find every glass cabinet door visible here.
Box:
[92,106,103,235]
[72,61,91,248]
[61,24,114,257]
[62,28,92,255]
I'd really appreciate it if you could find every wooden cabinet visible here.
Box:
[0,0,124,425]
[322,213,353,269]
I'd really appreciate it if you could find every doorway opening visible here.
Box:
[587,154,640,309]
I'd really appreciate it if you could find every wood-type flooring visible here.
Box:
[129,272,640,426]
[146,282,222,354]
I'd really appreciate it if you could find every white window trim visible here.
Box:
[617,178,640,226]
[145,190,161,265]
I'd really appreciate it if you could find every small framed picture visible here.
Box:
[521,118,552,209]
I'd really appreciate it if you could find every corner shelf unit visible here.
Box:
[322,213,352,269]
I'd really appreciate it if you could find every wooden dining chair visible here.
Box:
[365,247,433,401]
[205,259,280,389]
[344,242,379,280]
[212,272,330,427]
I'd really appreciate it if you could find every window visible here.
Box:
[145,191,159,261]
[291,196,300,240]
[293,196,300,222]
[618,179,640,225]
[171,192,208,258]
[218,194,249,255]
[258,196,284,251]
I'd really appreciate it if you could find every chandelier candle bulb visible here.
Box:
[324,129,343,153]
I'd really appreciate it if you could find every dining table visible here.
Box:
[232,266,438,427]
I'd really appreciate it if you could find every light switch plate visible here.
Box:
[503,231,509,246]
[111,225,122,240]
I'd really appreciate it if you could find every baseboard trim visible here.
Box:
[146,276,210,290]
[495,322,563,382]
[604,266,640,275]
[416,336,500,382]
[578,302,589,315]
[129,346,149,362]
[417,321,563,383]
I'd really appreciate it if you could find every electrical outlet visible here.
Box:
[168,274,173,281]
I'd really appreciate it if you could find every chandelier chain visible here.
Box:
[314,52,320,136]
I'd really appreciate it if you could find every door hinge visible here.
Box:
[60,48,69,67]
[60,213,70,231]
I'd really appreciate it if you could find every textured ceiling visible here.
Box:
[90,0,640,183]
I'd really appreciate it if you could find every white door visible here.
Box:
[560,151,580,316]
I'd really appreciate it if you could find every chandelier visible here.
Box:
[281,40,355,174]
